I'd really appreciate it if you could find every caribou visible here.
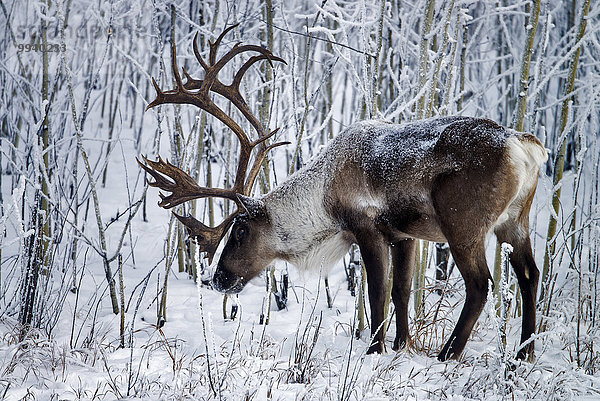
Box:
[139,26,547,361]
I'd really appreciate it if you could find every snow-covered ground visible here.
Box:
[2,0,600,399]
[1,130,599,400]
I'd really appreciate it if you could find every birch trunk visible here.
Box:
[540,0,591,304]
[40,0,52,271]
[416,0,436,119]
[512,0,542,132]
[413,0,436,315]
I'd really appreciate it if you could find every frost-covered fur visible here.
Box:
[215,115,547,361]
[261,116,548,272]
[263,151,352,272]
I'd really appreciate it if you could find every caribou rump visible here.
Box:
[139,27,547,362]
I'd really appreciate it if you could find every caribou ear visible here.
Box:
[237,195,267,219]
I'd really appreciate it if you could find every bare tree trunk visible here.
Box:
[426,0,455,118]
[512,0,541,131]
[540,0,591,305]
[19,190,42,340]
[457,20,467,112]
[415,0,436,119]
[40,0,52,272]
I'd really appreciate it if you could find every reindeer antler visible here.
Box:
[138,25,288,262]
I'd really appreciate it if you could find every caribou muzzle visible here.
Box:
[211,266,246,294]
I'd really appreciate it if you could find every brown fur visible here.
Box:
[212,117,546,361]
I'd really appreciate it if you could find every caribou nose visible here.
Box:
[212,266,243,294]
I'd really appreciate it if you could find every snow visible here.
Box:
[2,125,599,400]
[2,0,600,399]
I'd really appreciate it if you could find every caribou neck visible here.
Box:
[262,156,350,270]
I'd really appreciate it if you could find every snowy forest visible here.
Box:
[1,0,599,399]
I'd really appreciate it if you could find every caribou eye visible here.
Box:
[234,226,247,241]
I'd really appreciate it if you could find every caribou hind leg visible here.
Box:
[494,225,539,361]
[437,241,491,361]
[431,157,516,360]
[391,239,416,351]
[494,188,539,362]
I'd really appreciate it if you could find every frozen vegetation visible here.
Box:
[1,0,599,399]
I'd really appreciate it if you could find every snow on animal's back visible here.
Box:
[329,116,514,185]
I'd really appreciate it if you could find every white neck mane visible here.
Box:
[263,156,352,271]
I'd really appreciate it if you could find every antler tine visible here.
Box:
[146,78,167,110]
[208,24,239,66]
[137,156,239,209]
[253,127,282,147]
[244,143,290,195]
[244,132,290,196]
[192,32,210,71]
[224,52,286,137]
[182,67,202,90]
[208,44,279,86]
[170,36,186,91]
[232,54,286,92]
[142,26,289,260]
[138,155,176,190]
[146,38,189,111]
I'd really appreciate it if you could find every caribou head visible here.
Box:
[138,25,287,292]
